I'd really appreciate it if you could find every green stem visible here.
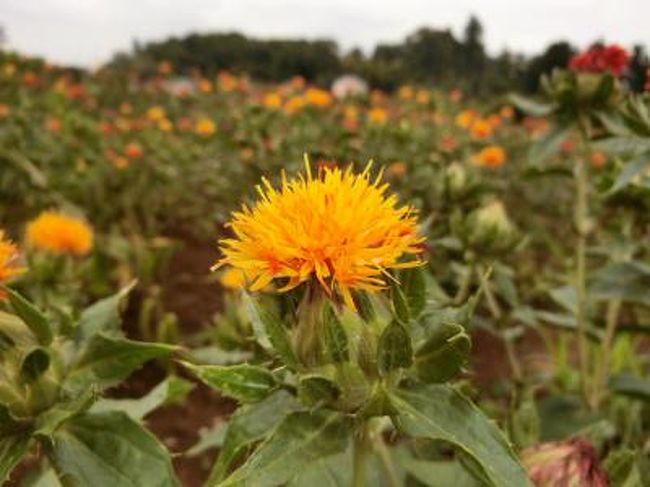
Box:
[454,260,475,305]
[592,299,622,408]
[574,136,591,407]
[353,423,369,487]
[371,425,400,487]
[504,337,523,383]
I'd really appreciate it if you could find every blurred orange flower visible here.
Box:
[0,230,25,299]
[195,118,216,136]
[26,212,93,257]
[472,145,506,168]
[124,141,143,159]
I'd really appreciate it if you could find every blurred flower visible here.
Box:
[370,89,387,106]
[0,104,10,118]
[214,162,423,309]
[387,161,407,178]
[198,78,213,93]
[398,85,414,100]
[500,105,514,119]
[0,230,26,299]
[440,134,458,153]
[22,72,39,87]
[284,95,305,114]
[263,92,282,109]
[416,89,430,105]
[240,147,255,161]
[195,118,216,136]
[590,151,607,168]
[119,102,133,115]
[472,145,506,168]
[124,141,143,159]
[455,109,476,129]
[146,106,166,122]
[26,212,93,257]
[157,61,173,76]
[449,89,463,103]
[522,439,607,487]
[469,118,493,139]
[112,156,130,170]
[158,118,173,132]
[368,107,388,125]
[2,62,16,77]
[305,88,333,108]
[217,71,237,92]
[569,44,630,77]
[45,117,61,133]
[177,116,193,132]
[331,75,368,99]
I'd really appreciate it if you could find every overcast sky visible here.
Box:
[1,0,649,68]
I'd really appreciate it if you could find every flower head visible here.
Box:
[195,118,216,137]
[214,160,423,309]
[472,145,506,168]
[569,44,630,77]
[0,231,25,299]
[26,211,93,256]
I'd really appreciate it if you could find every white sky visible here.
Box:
[1,0,649,68]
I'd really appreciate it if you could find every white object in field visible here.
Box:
[331,74,368,99]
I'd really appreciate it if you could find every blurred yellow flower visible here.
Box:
[472,145,506,168]
[455,109,476,129]
[198,79,213,93]
[305,88,333,108]
[214,161,423,309]
[0,230,25,299]
[158,118,173,132]
[263,92,282,109]
[218,267,248,290]
[146,106,166,122]
[415,89,430,105]
[284,96,305,114]
[26,212,93,256]
[112,156,130,170]
[195,118,216,136]
[0,104,10,118]
[469,118,493,139]
[398,85,414,100]
[368,107,388,125]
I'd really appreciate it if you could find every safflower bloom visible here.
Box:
[214,161,423,309]
[218,268,248,290]
[26,212,93,256]
[305,88,333,108]
[569,44,630,77]
[368,107,388,125]
[469,118,493,139]
[263,92,282,109]
[195,118,216,136]
[0,231,25,299]
[146,106,166,122]
[472,146,506,168]
[124,141,143,159]
[455,109,476,129]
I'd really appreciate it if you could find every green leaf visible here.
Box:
[354,292,377,323]
[607,152,650,193]
[20,347,51,382]
[34,390,96,437]
[400,267,427,319]
[90,376,194,420]
[218,411,352,487]
[208,390,300,484]
[63,334,176,395]
[590,261,650,306]
[415,323,470,383]
[4,287,52,345]
[76,282,135,342]
[508,93,556,117]
[377,321,413,376]
[242,292,297,366]
[396,450,480,487]
[323,304,349,363]
[528,123,572,164]
[603,449,646,487]
[391,384,531,487]
[592,136,650,155]
[46,411,178,486]
[608,374,650,400]
[391,283,410,324]
[298,375,340,406]
[184,362,277,403]
[0,433,32,483]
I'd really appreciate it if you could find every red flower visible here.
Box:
[569,44,630,77]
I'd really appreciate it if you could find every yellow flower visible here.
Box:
[214,160,423,309]
[469,118,493,139]
[158,118,173,132]
[455,109,476,129]
[305,88,333,108]
[398,85,414,100]
[472,145,506,168]
[368,107,388,125]
[195,118,216,137]
[198,79,213,93]
[146,106,166,122]
[263,92,282,109]
[218,268,248,290]
[284,96,305,114]
[26,212,93,256]
[0,230,25,299]
[415,89,430,105]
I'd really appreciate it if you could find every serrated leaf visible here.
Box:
[528,123,572,165]
[184,362,276,403]
[63,334,176,395]
[400,267,427,318]
[242,292,296,366]
[607,152,650,193]
[391,384,531,487]
[208,390,300,484]
[46,411,178,486]
[218,411,352,487]
[415,323,470,383]
[590,261,650,306]
[323,304,348,363]
[4,287,52,345]
[377,321,413,376]
[391,283,410,324]
[90,376,194,420]
[508,93,556,116]
[75,282,135,342]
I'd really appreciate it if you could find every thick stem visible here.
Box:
[353,423,369,487]
[591,299,622,408]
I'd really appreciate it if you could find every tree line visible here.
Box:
[109,16,649,95]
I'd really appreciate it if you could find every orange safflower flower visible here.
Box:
[124,141,143,159]
[146,106,166,122]
[455,109,476,129]
[263,92,282,109]
[0,230,26,299]
[469,118,493,139]
[398,85,414,100]
[0,104,9,118]
[591,152,607,168]
[472,145,506,168]
[368,107,388,125]
[195,118,216,137]
[305,88,333,108]
[26,212,93,257]
[214,161,423,309]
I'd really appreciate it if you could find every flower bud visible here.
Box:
[463,200,518,254]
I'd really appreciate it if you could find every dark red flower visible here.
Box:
[569,44,630,77]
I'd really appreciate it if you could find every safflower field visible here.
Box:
[1,41,650,487]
